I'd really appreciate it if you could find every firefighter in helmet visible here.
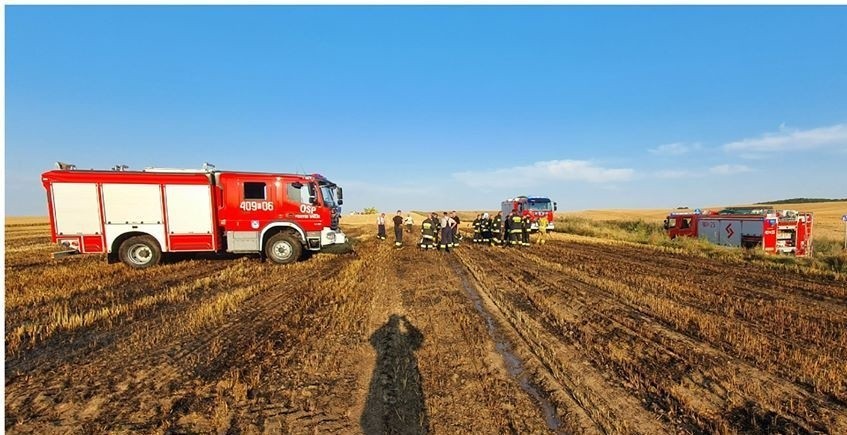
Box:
[420,214,436,250]
[472,214,482,243]
[481,212,491,244]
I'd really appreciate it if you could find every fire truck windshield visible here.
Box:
[320,184,337,207]
[527,200,552,211]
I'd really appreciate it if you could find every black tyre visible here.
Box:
[119,235,162,269]
[265,233,302,264]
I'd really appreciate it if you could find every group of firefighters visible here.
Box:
[376,210,549,251]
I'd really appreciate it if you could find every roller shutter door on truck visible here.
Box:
[102,184,167,253]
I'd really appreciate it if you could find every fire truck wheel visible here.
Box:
[119,235,162,269]
[265,233,302,264]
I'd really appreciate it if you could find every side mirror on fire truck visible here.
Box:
[337,187,344,205]
[553,202,558,211]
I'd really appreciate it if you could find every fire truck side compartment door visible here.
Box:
[102,183,167,252]
[52,182,101,235]
[226,231,260,252]
[103,184,163,224]
[741,220,763,237]
[698,219,719,244]
[165,184,214,234]
[719,219,742,246]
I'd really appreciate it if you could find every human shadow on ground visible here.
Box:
[360,314,428,434]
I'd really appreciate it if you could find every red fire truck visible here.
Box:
[501,196,557,231]
[664,207,813,256]
[42,163,348,268]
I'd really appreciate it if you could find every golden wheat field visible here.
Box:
[5,216,847,433]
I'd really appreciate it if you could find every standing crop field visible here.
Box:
[5,218,847,433]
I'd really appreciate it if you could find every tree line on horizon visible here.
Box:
[755,198,847,205]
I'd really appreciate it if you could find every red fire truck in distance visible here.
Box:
[42,163,348,268]
[664,207,813,256]
[501,196,557,231]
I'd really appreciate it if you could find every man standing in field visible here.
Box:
[537,216,548,245]
[481,212,491,244]
[451,211,461,247]
[404,213,414,233]
[431,212,441,247]
[522,213,532,246]
[490,211,503,246]
[393,210,404,247]
[472,214,482,243]
[376,213,387,240]
[508,211,523,247]
[420,214,436,250]
[439,212,456,252]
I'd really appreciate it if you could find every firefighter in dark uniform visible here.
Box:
[509,211,523,246]
[472,214,482,243]
[431,212,441,248]
[522,213,531,246]
[420,214,436,250]
[490,211,502,246]
[481,213,491,244]
[451,211,461,247]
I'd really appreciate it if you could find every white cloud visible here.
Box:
[653,169,696,179]
[723,123,847,153]
[709,164,752,175]
[453,160,635,188]
[648,142,701,156]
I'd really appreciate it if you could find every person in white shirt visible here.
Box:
[438,212,457,252]
[376,213,387,240]
[403,214,414,233]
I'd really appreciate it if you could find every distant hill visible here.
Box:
[755,198,847,205]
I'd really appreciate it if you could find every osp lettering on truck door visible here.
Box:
[294,204,320,219]
[239,201,274,211]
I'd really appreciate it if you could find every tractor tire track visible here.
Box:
[501,241,847,432]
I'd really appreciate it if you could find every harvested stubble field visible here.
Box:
[5,217,847,434]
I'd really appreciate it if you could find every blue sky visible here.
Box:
[6,6,847,215]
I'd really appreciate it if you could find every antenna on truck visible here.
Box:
[111,164,129,171]
[55,162,76,170]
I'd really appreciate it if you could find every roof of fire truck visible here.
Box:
[44,162,336,184]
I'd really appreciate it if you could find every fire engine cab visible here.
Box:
[501,196,557,231]
[42,162,348,268]
[664,207,813,256]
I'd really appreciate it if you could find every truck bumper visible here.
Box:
[321,227,346,245]
[320,228,353,254]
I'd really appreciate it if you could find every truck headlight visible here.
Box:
[326,232,336,242]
